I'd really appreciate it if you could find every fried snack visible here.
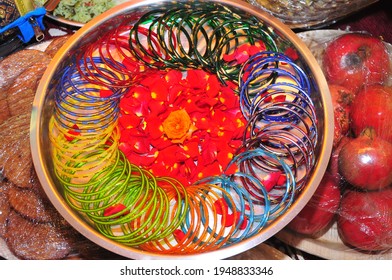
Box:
[8,186,66,224]
[7,55,51,117]
[45,35,72,58]
[0,49,50,90]
[0,180,11,237]
[4,210,76,260]
[0,113,32,188]
[0,95,10,124]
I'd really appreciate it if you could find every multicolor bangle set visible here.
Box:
[49,2,317,254]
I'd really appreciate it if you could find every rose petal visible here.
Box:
[104,203,129,218]
[119,113,141,129]
[100,89,113,98]
[185,69,208,90]
[214,198,229,215]
[284,47,299,61]
[65,124,80,141]
[262,171,282,192]
[148,99,166,115]
[183,140,200,159]
[173,229,186,243]
[206,74,221,98]
[234,50,250,64]
[194,161,222,181]
[165,69,183,85]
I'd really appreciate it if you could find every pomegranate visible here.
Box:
[328,136,350,183]
[323,33,390,93]
[350,84,392,143]
[287,172,341,237]
[328,84,355,147]
[338,128,392,191]
[338,189,392,252]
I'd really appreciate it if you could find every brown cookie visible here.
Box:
[45,35,72,58]
[7,55,51,117]
[4,210,76,260]
[0,95,10,124]
[8,185,65,224]
[0,180,11,237]
[0,113,32,188]
[0,49,50,90]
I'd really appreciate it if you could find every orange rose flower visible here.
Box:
[162,109,197,143]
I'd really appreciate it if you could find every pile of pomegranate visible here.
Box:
[287,32,392,253]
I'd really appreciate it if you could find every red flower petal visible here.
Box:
[185,69,208,90]
[234,50,250,64]
[223,52,236,62]
[196,97,218,108]
[156,145,189,166]
[284,47,299,61]
[150,81,169,102]
[183,140,200,159]
[262,171,282,192]
[148,159,167,176]
[144,116,164,139]
[200,140,218,166]
[273,95,286,103]
[120,128,144,143]
[217,149,234,167]
[119,113,141,129]
[249,41,267,55]
[148,99,166,115]
[221,212,247,229]
[168,84,186,104]
[120,86,151,116]
[128,150,158,167]
[100,89,113,98]
[128,136,151,154]
[194,161,222,181]
[206,74,221,98]
[277,174,287,185]
[173,229,186,243]
[237,212,248,230]
[219,87,239,109]
[214,198,229,215]
[223,162,238,175]
[165,69,183,85]
[221,210,236,227]
[150,136,172,150]
[104,203,129,218]
[65,124,80,141]
[184,99,210,114]
[140,71,166,88]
